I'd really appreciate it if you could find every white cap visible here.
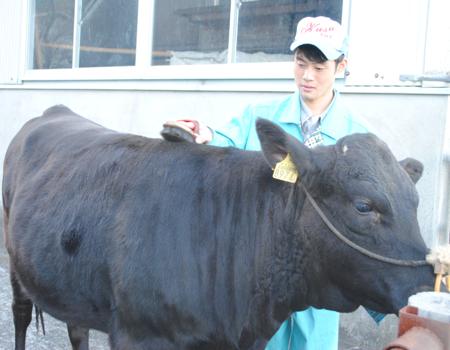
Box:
[290,16,348,60]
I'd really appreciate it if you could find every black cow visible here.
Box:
[2,105,434,349]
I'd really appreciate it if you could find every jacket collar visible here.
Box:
[279,90,350,143]
[320,92,351,142]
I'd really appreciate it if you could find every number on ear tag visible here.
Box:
[273,153,298,183]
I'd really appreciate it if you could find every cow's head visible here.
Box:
[256,118,435,314]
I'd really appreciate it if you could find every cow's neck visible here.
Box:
[249,179,345,337]
[269,183,351,315]
[268,183,313,308]
[213,153,331,341]
[241,180,319,338]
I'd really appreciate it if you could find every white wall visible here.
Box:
[0,0,23,84]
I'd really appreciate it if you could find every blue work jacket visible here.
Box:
[210,90,367,350]
[211,90,367,150]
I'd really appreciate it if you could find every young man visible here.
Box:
[163,16,368,350]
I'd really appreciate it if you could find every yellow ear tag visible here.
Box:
[273,153,298,183]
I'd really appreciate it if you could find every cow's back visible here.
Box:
[2,106,170,331]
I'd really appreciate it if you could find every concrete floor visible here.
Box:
[0,214,398,349]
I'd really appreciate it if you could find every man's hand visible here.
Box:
[161,119,213,144]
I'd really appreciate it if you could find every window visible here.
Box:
[78,0,138,67]
[33,0,138,69]
[152,1,231,66]
[33,0,75,69]
[30,0,343,70]
[235,0,342,64]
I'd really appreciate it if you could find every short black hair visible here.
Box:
[295,44,344,65]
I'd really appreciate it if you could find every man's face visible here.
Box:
[293,51,347,103]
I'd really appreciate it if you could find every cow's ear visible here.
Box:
[256,118,314,172]
[399,158,423,184]
[256,118,290,167]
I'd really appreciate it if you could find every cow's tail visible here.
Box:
[34,305,46,335]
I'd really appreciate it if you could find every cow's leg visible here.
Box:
[67,324,89,350]
[10,270,33,350]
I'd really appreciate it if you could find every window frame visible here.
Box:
[20,0,351,83]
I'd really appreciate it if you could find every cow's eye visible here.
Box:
[355,201,372,213]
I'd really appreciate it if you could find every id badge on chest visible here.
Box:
[304,128,324,149]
